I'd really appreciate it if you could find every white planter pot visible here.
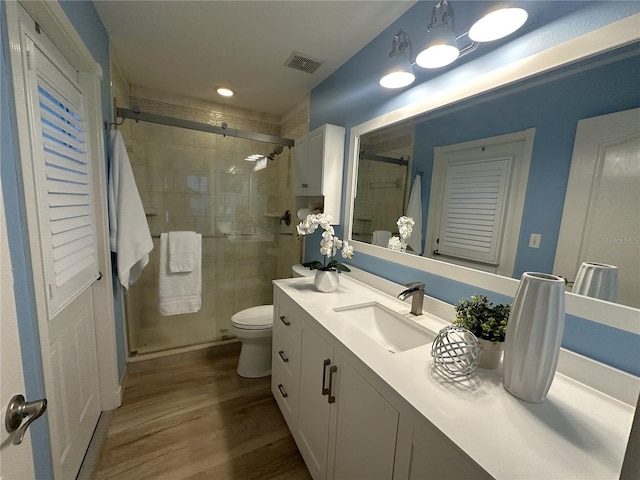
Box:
[314,269,340,293]
[478,339,503,369]
[503,272,565,403]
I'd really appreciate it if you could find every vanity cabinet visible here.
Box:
[293,124,345,223]
[297,322,399,480]
[273,288,399,480]
[273,276,636,480]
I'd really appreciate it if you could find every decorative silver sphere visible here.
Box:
[431,325,481,378]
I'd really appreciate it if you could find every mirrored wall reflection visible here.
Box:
[349,44,640,309]
[353,123,413,246]
[119,119,300,355]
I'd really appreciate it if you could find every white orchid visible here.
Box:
[397,216,415,240]
[296,213,353,272]
[341,241,354,260]
[388,236,403,252]
[388,216,414,252]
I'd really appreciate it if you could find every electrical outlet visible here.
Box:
[529,233,542,248]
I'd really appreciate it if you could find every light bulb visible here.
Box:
[380,71,415,89]
[416,44,459,69]
[469,7,528,42]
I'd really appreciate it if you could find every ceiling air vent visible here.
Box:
[284,52,323,74]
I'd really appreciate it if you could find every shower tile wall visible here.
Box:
[354,129,413,242]
[115,97,308,357]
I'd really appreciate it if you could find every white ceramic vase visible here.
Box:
[477,339,503,369]
[572,262,618,302]
[314,269,340,293]
[503,272,565,403]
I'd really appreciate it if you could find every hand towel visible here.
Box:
[108,130,153,290]
[406,175,423,255]
[372,230,392,247]
[159,233,202,316]
[169,231,196,273]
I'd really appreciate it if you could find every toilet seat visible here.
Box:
[231,305,273,330]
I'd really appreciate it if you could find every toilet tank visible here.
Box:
[291,264,314,278]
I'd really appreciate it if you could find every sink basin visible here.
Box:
[333,302,436,353]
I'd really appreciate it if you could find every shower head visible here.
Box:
[267,144,284,161]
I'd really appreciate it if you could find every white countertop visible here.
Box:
[274,275,637,479]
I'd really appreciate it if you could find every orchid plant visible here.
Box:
[297,213,354,272]
[388,216,415,253]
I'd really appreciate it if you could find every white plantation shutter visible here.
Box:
[437,157,512,264]
[27,40,99,315]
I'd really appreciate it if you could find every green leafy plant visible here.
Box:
[453,295,510,343]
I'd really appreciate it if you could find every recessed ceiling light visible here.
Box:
[216,87,234,97]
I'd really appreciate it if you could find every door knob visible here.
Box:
[5,394,47,445]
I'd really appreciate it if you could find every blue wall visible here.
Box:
[308,1,640,375]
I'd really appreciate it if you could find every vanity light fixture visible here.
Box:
[380,30,416,89]
[216,87,234,97]
[380,1,528,88]
[415,0,460,69]
[469,6,528,43]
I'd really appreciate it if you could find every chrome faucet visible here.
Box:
[397,282,425,316]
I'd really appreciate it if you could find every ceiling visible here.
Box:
[94,1,417,117]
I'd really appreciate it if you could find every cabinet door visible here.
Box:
[394,415,491,480]
[331,359,399,480]
[293,133,309,195]
[297,323,334,479]
[305,127,325,195]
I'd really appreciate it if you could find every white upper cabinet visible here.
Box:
[293,124,345,223]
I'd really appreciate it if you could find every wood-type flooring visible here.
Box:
[93,345,311,480]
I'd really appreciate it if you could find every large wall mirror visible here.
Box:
[345,16,640,334]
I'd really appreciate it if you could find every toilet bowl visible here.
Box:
[231,264,314,378]
[231,305,274,378]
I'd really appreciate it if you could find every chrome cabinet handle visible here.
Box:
[328,366,337,404]
[277,384,288,398]
[279,315,290,326]
[5,394,47,445]
[321,359,331,396]
[278,350,289,363]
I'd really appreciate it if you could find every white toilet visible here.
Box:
[231,264,314,378]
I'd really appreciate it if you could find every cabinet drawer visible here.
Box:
[273,336,300,380]
[274,293,303,346]
[271,355,299,430]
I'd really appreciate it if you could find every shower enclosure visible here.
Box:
[120,113,298,356]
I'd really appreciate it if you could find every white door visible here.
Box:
[0,177,36,480]
[9,6,102,478]
[425,129,534,277]
[554,108,640,308]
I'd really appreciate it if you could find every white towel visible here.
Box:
[159,233,202,316]
[372,230,392,247]
[169,231,196,273]
[108,130,153,290]
[406,175,423,255]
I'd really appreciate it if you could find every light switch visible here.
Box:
[529,233,542,248]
